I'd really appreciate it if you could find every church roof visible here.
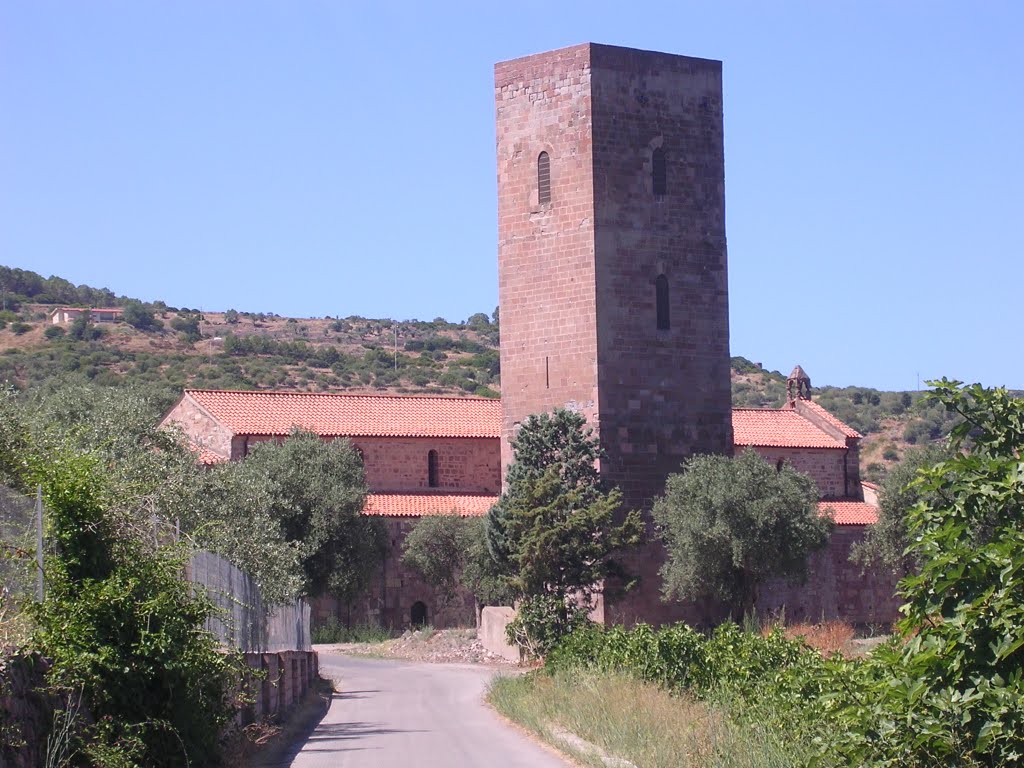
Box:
[363,492,497,517]
[359,494,874,524]
[818,499,878,525]
[181,389,502,439]
[732,408,848,449]
[790,399,862,438]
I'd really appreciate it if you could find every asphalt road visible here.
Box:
[277,652,572,767]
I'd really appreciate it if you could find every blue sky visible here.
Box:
[1,2,1021,391]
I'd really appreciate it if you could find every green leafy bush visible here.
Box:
[29,454,241,767]
[121,300,162,332]
[506,595,594,659]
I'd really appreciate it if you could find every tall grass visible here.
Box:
[310,618,394,644]
[488,670,810,768]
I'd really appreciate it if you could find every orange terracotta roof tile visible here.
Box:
[184,389,501,439]
[794,400,862,439]
[187,440,228,465]
[732,409,846,449]
[818,500,879,526]
[362,493,498,517]
[197,447,228,465]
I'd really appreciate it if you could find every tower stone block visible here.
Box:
[496,43,734,624]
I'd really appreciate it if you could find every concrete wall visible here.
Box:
[0,648,319,765]
[236,650,319,726]
[0,652,59,768]
[479,607,521,662]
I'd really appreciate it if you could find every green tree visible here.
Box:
[466,312,491,329]
[402,514,512,621]
[834,381,1024,764]
[242,430,385,606]
[652,449,830,619]
[121,299,162,331]
[487,409,642,653]
[224,308,240,324]
[487,409,604,567]
[67,310,102,341]
[402,514,473,611]
[170,312,201,342]
[15,380,302,603]
[850,443,950,575]
[2,423,239,766]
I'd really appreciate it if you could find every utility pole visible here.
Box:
[394,327,398,371]
[35,485,44,602]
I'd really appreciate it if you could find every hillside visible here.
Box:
[0,266,962,483]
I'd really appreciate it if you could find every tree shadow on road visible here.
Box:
[263,693,426,765]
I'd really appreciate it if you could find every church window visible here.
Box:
[652,148,667,196]
[428,450,439,488]
[655,274,670,330]
[537,152,551,204]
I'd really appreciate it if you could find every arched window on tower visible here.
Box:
[537,152,551,205]
[428,450,439,488]
[652,148,667,197]
[655,274,670,330]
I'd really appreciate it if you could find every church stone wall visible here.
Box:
[758,526,901,626]
[745,445,851,499]
[589,44,733,508]
[160,395,233,459]
[353,437,500,494]
[226,435,499,494]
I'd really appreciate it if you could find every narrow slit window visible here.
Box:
[656,274,670,330]
[652,148,667,196]
[537,152,551,205]
[428,450,439,488]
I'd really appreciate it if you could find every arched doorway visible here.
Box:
[410,601,428,628]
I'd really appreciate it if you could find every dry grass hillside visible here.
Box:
[1,296,963,485]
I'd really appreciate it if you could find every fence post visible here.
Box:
[35,484,44,602]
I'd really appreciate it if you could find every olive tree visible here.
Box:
[850,443,950,575]
[241,430,386,606]
[653,449,830,619]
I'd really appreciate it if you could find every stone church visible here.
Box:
[162,43,898,630]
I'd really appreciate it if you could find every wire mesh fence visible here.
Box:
[1,484,309,652]
[0,486,43,646]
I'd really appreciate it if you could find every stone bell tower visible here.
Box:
[495,43,733,624]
